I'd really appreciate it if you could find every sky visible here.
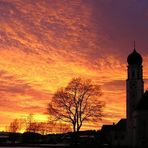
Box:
[0,0,148,131]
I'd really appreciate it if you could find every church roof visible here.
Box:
[136,91,148,110]
[101,119,126,133]
[127,49,143,65]
[115,119,126,131]
[101,125,114,132]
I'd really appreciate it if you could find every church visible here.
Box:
[100,46,148,147]
[127,47,148,147]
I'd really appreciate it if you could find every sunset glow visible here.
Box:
[0,0,148,132]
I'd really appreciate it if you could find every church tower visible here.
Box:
[126,45,144,146]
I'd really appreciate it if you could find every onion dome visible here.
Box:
[127,49,143,65]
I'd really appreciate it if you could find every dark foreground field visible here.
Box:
[0,144,144,148]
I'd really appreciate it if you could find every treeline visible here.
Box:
[3,132,64,144]
[5,114,71,134]
[0,130,100,146]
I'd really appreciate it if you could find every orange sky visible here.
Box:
[0,0,148,132]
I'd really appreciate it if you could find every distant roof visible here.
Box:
[136,91,148,110]
[101,119,126,133]
[101,125,114,132]
[115,119,126,131]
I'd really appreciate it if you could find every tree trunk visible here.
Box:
[73,123,76,132]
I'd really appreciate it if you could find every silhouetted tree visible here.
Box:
[23,114,41,133]
[25,113,35,132]
[26,122,41,133]
[48,78,105,132]
[58,121,71,133]
[8,119,22,133]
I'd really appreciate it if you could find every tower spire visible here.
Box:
[134,40,136,51]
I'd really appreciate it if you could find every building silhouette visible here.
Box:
[127,47,148,147]
[100,46,148,147]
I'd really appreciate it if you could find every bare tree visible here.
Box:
[9,119,22,133]
[58,121,71,133]
[48,78,105,132]
[27,122,43,133]
[25,113,35,132]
